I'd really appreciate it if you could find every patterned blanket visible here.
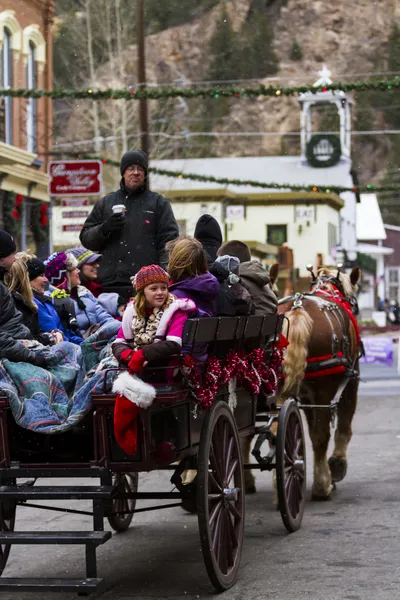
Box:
[0,320,120,434]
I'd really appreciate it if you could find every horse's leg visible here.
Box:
[241,434,256,494]
[329,375,359,483]
[304,402,333,500]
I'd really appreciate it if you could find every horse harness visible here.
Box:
[279,277,364,424]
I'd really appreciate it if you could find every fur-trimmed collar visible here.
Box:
[122,296,196,342]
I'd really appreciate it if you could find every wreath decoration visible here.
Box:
[306,134,342,168]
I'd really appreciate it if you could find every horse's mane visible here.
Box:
[317,267,357,298]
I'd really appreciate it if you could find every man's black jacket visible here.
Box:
[0,269,37,363]
[79,181,179,287]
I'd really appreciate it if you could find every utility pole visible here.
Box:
[137,0,149,156]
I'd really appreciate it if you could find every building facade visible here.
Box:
[0,1,54,254]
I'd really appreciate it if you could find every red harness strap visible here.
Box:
[311,284,361,346]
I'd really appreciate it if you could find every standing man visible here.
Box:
[80,149,179,300]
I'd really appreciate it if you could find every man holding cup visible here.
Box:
[80,149,179,300]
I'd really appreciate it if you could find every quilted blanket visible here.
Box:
[0,320,120,434]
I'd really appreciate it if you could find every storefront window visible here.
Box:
[2,27,12,144]
[26,41,37,152]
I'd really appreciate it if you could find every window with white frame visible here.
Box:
[387,267,399,302]
[1,27,12,144]
[26,41,36,152]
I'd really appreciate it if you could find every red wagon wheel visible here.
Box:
[276,398,306,532]
[197,401,245,591]
[107,472,138,532]
[0,479,16,575]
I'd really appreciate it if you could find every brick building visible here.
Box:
[0,1,54,254]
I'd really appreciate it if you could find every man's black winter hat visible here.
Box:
[27,257,46,281]
[120,149,148,176]
[0,229,16,259]
[194,214,223,264]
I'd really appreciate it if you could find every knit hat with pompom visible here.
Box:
[44,252,78,290]
[133,264,169,292]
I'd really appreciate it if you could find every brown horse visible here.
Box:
[277,266,361,500]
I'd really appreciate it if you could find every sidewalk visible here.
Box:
[360,362,400,382]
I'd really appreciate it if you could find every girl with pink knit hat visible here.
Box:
[111,264,196,455]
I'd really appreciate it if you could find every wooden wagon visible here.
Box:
[0,314,306,594]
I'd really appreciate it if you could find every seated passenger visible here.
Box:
[22,254,83,345]
[112,265,196,455]
[218,241,277,315]
[5,254,63,346]
[112,264,195,368]
[0,230,52,367]
[66,246,125,318]
[194,214,223,265]
[167,237,219,317]
[45,252,114,337]
[211,255,253,316]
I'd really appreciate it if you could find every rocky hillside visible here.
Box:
[56,0,400,200]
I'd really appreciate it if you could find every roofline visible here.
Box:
[158,189,344,210]
[384,223,400,232]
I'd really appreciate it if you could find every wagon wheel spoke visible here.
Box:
[225,506,238,551]
[218,510,228,574]
[284,449,294,467]
[224,436,234,478]
[210,444,224,486]
[227,501,242,523]
[226,458,238,487]
[209,499,223,528]
[208,471,222,493]
[221,420,228,467]
[212,506,223,559]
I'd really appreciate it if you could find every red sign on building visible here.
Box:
[48,160,102,197]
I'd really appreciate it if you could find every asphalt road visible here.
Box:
[1,370,399,600]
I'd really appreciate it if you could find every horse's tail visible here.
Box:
[283,307,314,394]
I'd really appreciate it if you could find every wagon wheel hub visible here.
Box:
[222,487,239,502]
[293,459,304,474]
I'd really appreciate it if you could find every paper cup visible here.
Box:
[112,204,126,215]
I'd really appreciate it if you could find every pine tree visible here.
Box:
[208,5,238,83]
[238,10,279,79]
[290,40,303,61]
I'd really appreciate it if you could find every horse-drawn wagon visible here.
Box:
[0,313,306,594]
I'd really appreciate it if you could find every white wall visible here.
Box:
[171,200,341,277]
[339,191,358,258]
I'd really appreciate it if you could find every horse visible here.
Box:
[241,265,361,501]
[277,265,361,500]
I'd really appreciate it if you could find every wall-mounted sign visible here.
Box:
[61,198,90,207]
[226,205,245,220]
[62,211,90,219]
[48,160,102,196]
[306,134,341,168]
[295,206,315,222]
[62,224,84,232]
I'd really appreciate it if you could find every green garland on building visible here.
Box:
[83,154,400,194]
[0,77,399,101]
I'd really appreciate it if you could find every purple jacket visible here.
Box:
[169,273,219,317]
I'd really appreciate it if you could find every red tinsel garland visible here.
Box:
[40,204,48,227]
[11,194,23,219]
[182,345,284,409]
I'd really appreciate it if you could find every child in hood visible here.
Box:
[112,264,196,455]
[218,240,277,315]
[168,236,219,317]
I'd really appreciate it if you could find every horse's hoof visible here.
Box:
[245,484,257,495]
[328,456,348,483]
[311,492,332,502]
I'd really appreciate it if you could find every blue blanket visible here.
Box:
[0,320,120,434]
